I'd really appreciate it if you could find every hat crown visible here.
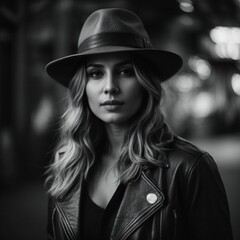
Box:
[78,8,151,48]
[46,8,182,87]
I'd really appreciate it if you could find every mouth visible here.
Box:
[101,100,124,106]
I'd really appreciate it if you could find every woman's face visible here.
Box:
[85,53,144,126]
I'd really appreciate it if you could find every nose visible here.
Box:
[103,73,120,95]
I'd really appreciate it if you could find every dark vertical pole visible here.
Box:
[55,0,71,57]
[0,0,19,185]
[13,0,28,176]
[52,0,73,100]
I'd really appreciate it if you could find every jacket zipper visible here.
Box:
[173,209,177,240]
[160,205,164,240]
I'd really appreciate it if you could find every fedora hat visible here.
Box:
[46,8,182,87]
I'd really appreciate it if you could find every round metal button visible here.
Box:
[146,193,158,204]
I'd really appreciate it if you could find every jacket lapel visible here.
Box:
[54,122,172,240]
[111,171,165,240]
[56,175,84,240]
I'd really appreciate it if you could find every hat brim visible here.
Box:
[45,46,183,87]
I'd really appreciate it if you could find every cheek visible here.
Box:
[85,82,105,120]
[85,82,99,107]
[86,89,98,118]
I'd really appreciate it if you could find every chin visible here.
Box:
[100,115,129,125]
[103,118,126,125]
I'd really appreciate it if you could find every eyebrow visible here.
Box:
[86,60,132,69]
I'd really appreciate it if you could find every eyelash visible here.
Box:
[87,70,103,79]
[119,68,135,77]
[87,67,135,80]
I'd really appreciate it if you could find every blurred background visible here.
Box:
[0,0,240,239]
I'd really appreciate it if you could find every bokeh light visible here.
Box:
[188,56,211,80]
[210,27,240,60]
[191,92,215,118]
[231,73,240,95]
[175,74,200,92]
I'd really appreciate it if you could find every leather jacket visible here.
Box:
[47,130,233,240]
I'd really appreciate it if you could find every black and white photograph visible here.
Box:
[0,0,239,240]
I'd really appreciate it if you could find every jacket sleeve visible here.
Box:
[47,196,55,240]
[185,153,233,240]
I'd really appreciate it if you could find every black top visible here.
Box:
[82,182,126,240]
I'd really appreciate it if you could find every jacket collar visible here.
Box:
[56,169,165,240]
[55,122,172,240]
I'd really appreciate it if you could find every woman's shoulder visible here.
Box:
[170,135,206,157]
[166,135,216,174]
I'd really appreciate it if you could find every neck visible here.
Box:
[105,123,125,157]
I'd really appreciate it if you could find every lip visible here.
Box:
[101,100,124,106]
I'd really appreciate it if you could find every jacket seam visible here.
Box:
[120,203,162,240]
[185,152,208,182]
[173,136,205,157]
[52,207,57,240]
[56,202,77,240]
[56,205,73,240]
[160,204,164,240]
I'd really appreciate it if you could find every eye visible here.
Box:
[87,69,103,80]
[119,67,135,77]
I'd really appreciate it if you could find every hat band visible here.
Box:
[78,32,152,53]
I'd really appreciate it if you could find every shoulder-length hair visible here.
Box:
[46,55,168,199]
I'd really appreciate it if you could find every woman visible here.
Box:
[45,8,233,240]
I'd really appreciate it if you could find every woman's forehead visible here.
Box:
[85,52,132,66]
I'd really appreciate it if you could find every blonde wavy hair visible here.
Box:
[46,56,168,199]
